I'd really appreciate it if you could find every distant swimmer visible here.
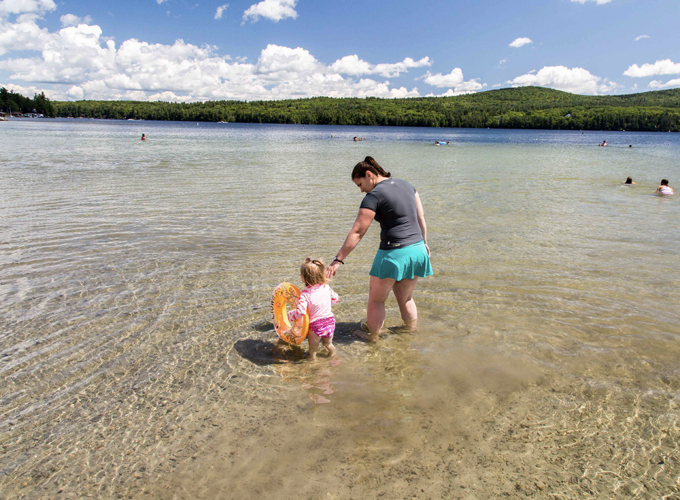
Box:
[624,177,636,185]
[353,136,358,141]
[435,141,449,146]
[599,140,608,147]
[629,145,632,148]
[141,133,146,141]
[656,179,674,195]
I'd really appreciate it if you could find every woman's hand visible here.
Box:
[326,261,341,278]
[424,242,431,257]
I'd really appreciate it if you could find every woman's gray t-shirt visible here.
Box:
[359,178,423,250]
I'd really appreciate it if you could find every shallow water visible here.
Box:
[1,119,679,499]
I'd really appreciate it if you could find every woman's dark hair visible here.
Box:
[351,156,391,179]
[661,179,669,186]
[625,177,633,184]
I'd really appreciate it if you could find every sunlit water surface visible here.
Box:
[1,119,679,499]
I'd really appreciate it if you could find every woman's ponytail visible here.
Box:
[352,156,391,179]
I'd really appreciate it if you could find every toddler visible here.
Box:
[288,258,339,360]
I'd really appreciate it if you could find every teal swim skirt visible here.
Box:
[369,240,433,281]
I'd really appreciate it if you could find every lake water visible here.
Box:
[1,119,679,499]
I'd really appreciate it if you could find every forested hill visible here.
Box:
[39,86,680,131]
[1,87,55,116]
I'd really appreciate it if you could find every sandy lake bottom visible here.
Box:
[1,121,679,499]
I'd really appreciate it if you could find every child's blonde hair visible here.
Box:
[300,258,327,287]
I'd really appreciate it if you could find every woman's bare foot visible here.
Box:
[354,330,380,342]
[388,321,417,333]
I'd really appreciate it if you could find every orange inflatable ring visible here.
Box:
[271,282,309,345]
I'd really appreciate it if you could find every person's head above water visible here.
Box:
[625,177,633,184]
[300,258,327,287]
[660,179,669,186]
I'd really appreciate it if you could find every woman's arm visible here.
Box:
[326,208,375,278]
[415,192,430,256]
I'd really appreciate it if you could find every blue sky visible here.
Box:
[1,0,678,102]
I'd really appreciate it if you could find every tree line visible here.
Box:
[1,87,56,116]
[4,86,680,131]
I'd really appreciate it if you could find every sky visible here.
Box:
[1,0,679,102]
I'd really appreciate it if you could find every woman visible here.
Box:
[325,157,433,342]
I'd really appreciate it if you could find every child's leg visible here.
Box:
[321,335,336,357]
[307,331,320,360]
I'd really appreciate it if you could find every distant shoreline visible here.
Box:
[4,85,680,132]
[7,115,679,134]
[49,86,680,132]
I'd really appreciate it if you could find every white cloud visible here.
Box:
[330,54,371,76]
[148,90,194,102]
[438,88,479,97]
[243,0,297,23]
[60,14,92,27]
[509,37,532,48]
[214,4,228,19]
[507,65,618,94]
[67,85,83,99]
[420,68,485,93]
[0,81,49,97]
[570,0,612,4]
[373,57,431,78]
[634,35,649,41]
[0,16,51,55]
[329,55,430,78]
[255,44,323,80]
[0,0,56,16]
[623,59,680,77]
[0,17,431,101]
[648,78,680,89]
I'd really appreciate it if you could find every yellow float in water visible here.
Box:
[271,282,309,345]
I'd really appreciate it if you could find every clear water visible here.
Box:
[1,119,679,499]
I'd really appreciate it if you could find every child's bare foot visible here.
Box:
[326,344,337,357]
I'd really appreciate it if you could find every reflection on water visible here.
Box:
[1,119,679,498]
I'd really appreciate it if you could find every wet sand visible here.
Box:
[2,121,680,499]
[3,320,679,499]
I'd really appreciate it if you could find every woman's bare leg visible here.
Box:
[392,277,419,330]
[357,276,395,342]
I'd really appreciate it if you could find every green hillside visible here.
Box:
[25,86,680,131]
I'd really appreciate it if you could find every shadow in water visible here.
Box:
[252,320,274,333]
[234,339,306,365]
[332,321,365,345]
[236,321,365,365]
